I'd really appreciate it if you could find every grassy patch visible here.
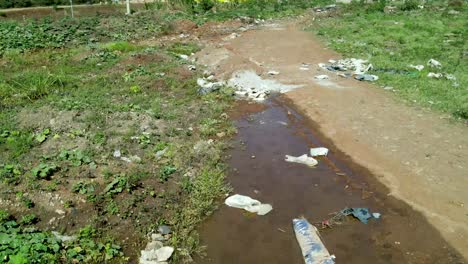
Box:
[0,35,235,261]
[309,1,467,120]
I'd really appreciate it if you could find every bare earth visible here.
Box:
[196,21,468,259]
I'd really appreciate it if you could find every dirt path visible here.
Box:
[196,21,468,260]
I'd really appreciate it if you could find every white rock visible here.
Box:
[156,247,174,262]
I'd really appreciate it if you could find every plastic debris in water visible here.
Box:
[285,154,318,167]
[342,208,372,224]
[293,218,335,264]
[372,213,381,219]
[225,194,273,215]
[310,147,329,157]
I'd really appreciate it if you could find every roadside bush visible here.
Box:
[401,0,420,11]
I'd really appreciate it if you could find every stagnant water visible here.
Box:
[196,97,464,264]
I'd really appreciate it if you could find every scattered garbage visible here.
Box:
[343,207,372,224]
[355,74,379,82]
[300,63,310,71]
[197,77,225,95]
[188,65,196,71]
[427,72,443,79]
[229,70,303,102]
[319,208,380,228]
[293,218,335,264]
[338,73,352,78]
[157,225,171,235]
[225,194,273,215]
[113,149,121,158]
[310,147,329,157]
[223,32,241,41]
[445,74,456,81]
[285,154,318,167]
[427,59,442,68]
[179,54,189,60]
[314,75,329,80]
[313,4,337,13]
[409,64,424,71]
[113,149,140,163]
[267,70,280,76]
[319,58,373,75]
[52,231,77,242]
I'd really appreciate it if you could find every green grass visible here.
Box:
[310,1,468,120]
[0,38,235,261]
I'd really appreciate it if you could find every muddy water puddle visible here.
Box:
[196,97,464,264]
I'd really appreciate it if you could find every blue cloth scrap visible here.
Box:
[341,208,372,224]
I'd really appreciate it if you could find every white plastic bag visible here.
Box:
[285,154,318,167]
[225,194,273,215]
[310,147,329,157]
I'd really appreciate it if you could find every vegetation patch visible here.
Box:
[309,1,467,120]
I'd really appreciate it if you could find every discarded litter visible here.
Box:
[229,70,302,102]
[113,149,121,158]
[338,73,352,78]
[225,194,273,215]
[188,65,196,71]
[342,207,372,224]
[300,63,310,71]
[314,75,329,80]
[427,72,443,79]
[427,59,442,68]
[179,54,189,60]
[313,4,337,13]
[268,70,280,76]
[319,58,373,75]
[52,231,77,242]
[285,154,318,167]
[355,74,379,82]
[197,77,225,95]
[409,64,424,71]
[319,208,380,228]
[293,218,335,264]
[158,225,172,235]
[445,74,456,81]
[310,147,329,157]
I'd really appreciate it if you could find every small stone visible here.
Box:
[156,247,174,262]
[158,225,171,235]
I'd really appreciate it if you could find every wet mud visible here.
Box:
[196,96,465,264]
